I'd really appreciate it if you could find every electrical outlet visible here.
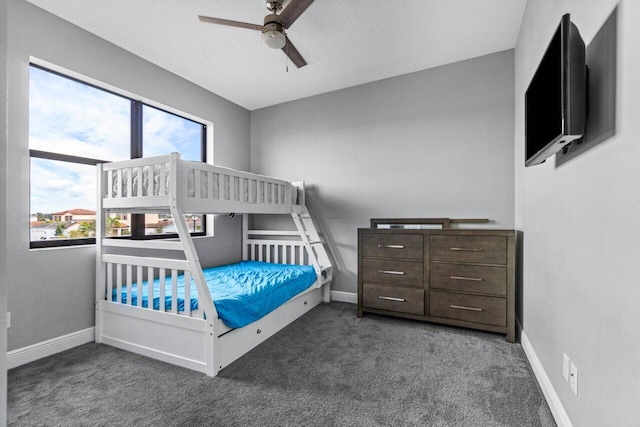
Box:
[563,354,570,381]
[6,312,10,328]
[570,363,579,395]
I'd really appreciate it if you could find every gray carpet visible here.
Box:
[8,302,555,426]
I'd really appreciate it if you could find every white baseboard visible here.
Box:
[330,290,357,304]
[521,330,573,427]
[7,327,95,370]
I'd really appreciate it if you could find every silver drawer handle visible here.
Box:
[450,275,483,282]
[450,304,483,312]
[379,270,406,275]
[450,247,484,252]
[379,296,405,302]
[378,244,405,249]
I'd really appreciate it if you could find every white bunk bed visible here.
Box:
[95,153,332,376]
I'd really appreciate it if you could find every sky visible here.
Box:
[29,66,203,215]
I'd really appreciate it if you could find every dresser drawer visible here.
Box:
[363,259,423,287]
[429,291,506,326]
[430,235,506,264]
[363,283,424,315]
[362,234,423,260]
[430,263,506,296]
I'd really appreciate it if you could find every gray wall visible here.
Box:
[5,0,249,351]
[515,1,640,425]
[250,50,515,294]
[1,0,9,422]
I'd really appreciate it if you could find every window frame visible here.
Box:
[29,64,209,249]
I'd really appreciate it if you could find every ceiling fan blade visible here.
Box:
[277,0,315,29]
[198,15,262,31]
[282,37,307,68]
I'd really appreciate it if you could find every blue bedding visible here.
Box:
[111,261,317,328]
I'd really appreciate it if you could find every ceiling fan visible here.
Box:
[198,0,315,68]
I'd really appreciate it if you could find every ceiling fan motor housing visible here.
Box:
[266,0,283,13]
[263,13,281,27]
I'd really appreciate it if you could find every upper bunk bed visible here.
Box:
[101,152,300,214]
[95,153,332,377]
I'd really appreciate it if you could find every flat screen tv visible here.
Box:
[525,14,587,167]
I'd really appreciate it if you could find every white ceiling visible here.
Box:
[25,0,528,111]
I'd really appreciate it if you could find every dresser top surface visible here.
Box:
[358,228,515,237]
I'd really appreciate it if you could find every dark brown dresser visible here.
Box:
[357,219,516,342]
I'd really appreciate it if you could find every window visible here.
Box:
[29,65,207,248]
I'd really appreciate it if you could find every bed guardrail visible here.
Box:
[245,238,309,266]
[100,153,293,213]
[101,253,199,318]
[182,162,290,207]
[245,229,332,287]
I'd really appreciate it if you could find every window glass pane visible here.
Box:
[142,105,203,161]
[104,213,131,237]
[142,213,204,236]
[30,158,96,242]
[143,105,204,235]
[141,214,203,235]
[29,66,130,161]
[143,213,173,236]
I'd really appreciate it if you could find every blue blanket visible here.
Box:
[111,261,317,328]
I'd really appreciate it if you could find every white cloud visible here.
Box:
[30,158,96,214]
[143,105,202,160]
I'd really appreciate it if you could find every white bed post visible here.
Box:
[95,162,105,343]
[242,214,249,260]
[169,153,219,376]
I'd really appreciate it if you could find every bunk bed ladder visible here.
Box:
[291,206,332,302]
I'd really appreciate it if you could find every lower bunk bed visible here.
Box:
[110,261,318,329]
[95,153,332,376]
[98,255,327,376]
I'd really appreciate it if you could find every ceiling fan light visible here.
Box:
[262,22,286,49]
[262,30,286,49]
